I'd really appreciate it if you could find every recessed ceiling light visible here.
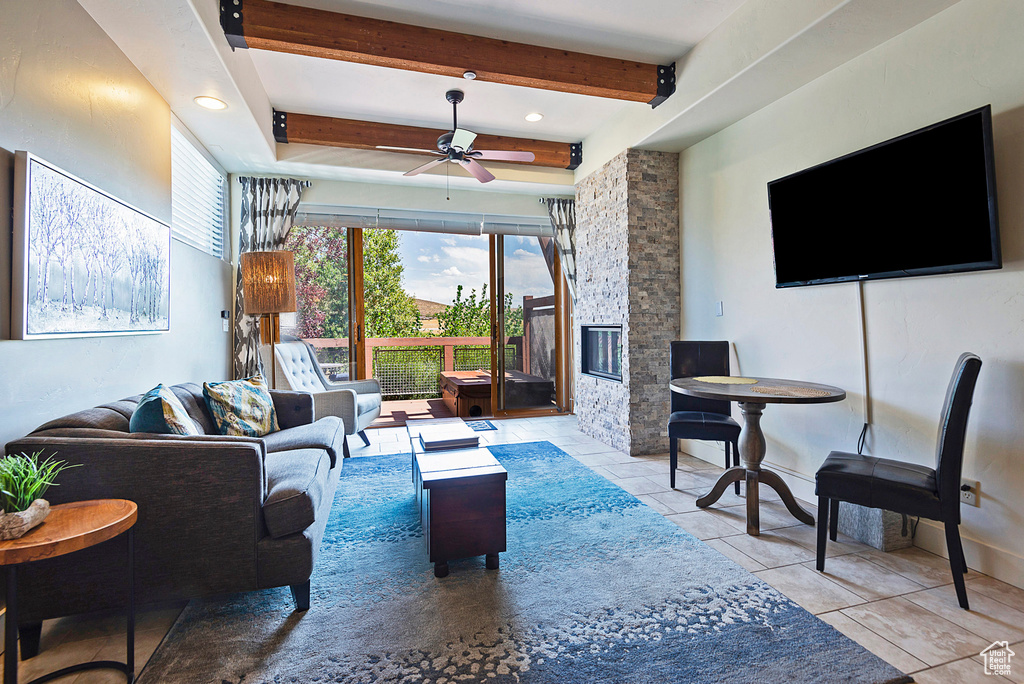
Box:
[463,71,477,80]
[525,112,544,122]
[194,96,227,110]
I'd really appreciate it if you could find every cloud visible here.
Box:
[439,266,463,277]
[417,254,440,263]
[441,238,456,246]
[441,245,489,264]
[513,249,532,258]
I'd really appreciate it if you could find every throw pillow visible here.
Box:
[129,384,202,436]
[203,374,280,437]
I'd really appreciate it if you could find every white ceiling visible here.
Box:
[78,0,963,196]
[269,0,745,63]
[250,51,629,143]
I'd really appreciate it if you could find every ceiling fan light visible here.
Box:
[525,112,544,122]
[194,96,227,110]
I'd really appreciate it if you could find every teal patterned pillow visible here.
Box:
[203,374,280,437]
[130,384,202,436]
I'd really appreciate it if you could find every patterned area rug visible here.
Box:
[139,442,910,683]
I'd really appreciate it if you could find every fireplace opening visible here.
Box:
[581,325,622,382]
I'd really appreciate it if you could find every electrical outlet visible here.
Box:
[960,478,979,507]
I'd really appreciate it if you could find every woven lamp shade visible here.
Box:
[241,251,297,315]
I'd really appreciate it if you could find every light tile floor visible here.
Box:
[9,415,1021,683]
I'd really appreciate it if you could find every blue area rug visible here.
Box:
[139,442,910,683]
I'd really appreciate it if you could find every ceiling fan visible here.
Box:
[379,89,536,183]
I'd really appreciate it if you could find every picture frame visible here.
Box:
[12,152,171,339]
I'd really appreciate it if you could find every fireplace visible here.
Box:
[581,325,622,382]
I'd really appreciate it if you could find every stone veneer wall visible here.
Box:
[574,149,680,455]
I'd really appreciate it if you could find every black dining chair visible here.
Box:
[815,352,982,609]
[668,341,741,491]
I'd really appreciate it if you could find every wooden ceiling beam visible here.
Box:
[221,0,675,106]
[274,111,582,170]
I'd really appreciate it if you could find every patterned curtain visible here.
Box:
[545,198,576,304]
[233,177,311,379]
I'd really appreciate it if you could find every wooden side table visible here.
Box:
[0,499,138,684]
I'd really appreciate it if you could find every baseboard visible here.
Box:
[678,439,1024,590]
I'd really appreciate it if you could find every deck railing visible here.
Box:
[305,336,521,398]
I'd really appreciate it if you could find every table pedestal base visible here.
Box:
[695,401,815,535]
[696,467,815,535]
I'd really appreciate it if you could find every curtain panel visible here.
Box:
[233,177,311,379]
[544,198,577,304]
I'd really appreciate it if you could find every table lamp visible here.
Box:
[240,250,297,388]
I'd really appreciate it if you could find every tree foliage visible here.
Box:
[362,230,421,338]
[287,224,349,339]
[437,284,523,337]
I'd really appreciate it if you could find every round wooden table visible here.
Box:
[670,377,845,535]
[0,499,138,684]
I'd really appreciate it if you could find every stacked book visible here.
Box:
[408,417,480,451]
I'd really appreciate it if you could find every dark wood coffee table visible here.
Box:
[412,448,507,578]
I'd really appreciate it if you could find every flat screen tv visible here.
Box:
[768,105,1000,288]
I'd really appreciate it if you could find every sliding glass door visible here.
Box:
[490,233,565,415]
[282,223,356,381]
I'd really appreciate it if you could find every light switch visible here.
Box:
[715,301,724,317]
[222,319,230,332]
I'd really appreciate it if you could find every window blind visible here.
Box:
[171,125,226,258]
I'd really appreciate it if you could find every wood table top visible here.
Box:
[0,499,137,566]
[671,376,846,405]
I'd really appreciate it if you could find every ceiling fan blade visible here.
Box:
[404,158,448,177]
[377,146,444,155]
[450,128,477,151]
[460,158,496,183]
[467,150,536,162]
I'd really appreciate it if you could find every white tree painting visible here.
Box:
[23,159,170,336]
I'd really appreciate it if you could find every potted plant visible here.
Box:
[0,451,79,540]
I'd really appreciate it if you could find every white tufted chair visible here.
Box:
[266,337,382,457]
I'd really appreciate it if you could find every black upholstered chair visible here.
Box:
[668,341,741,490]
[816,352,982,609]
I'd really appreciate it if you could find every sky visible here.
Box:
[396,230,553,308]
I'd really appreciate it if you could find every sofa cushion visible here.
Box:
[356,393,380,417]
[129,385,202,436]
[203,375,280,437]
[261,417,345,467]
[169,384,218,434]
[262,448,332,539]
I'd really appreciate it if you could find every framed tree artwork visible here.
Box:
[12,152,171,339]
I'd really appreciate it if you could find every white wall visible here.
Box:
[679,0,1024,586]
[0,0,233,447]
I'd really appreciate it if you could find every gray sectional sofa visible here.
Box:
[3,382,344,658]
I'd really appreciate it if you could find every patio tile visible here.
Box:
[855,547,956,588]
[572,452,628,467]
[904,584,1024,643]
[702,537,767,572]
[719,529,816,568]
[966,576,1024,613]
[772,523,871,557]
[647,489,701,514]
[603,461,665,479]
[817,610,928,674]
[755,565,865,614]
[635,494,676,516]
[913,657,1012,683]
[805,554,925,601]
[841,596,990,666]
[664,510,741,540]
[613,476,667,496]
